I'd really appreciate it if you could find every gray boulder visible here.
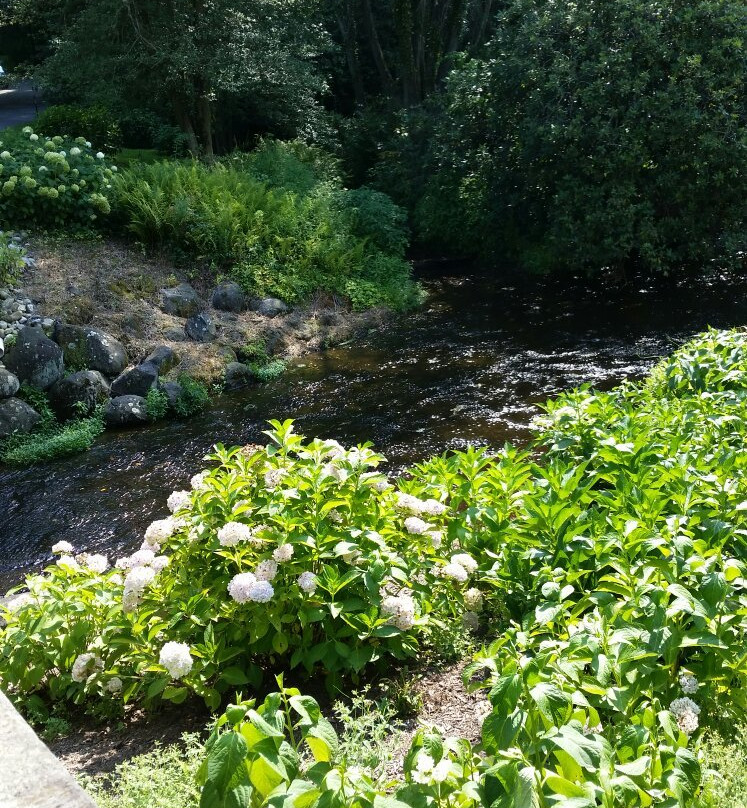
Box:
[4,326,64,390]
[185,312,217,342]
[251,297,288,318]
[49,370,110,420]
[144,345,178,374]
[224,362,255,389]
[105,395,149,427]
[160,283,200,318]
[110,362,159,398]
[211,282,246,313]
[0,367,19,398]
[54,323,128,378]
[0,397,40,437]
[159,381,183,409]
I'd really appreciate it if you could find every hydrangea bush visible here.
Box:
[0,421,493,708]
[0,126,116,230]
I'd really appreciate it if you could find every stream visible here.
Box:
[2,263,747,585]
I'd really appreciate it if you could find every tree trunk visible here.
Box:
[196,93,214,161]
[337,1,366,105]
[361,0,395,96]
[172,96,200,156]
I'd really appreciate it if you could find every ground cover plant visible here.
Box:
[5,328,747,805]
[112,142,419,310]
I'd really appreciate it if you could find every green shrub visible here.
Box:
[698,726,747,808]
[1,413,104,465]
[248,359,286,383]
[0,126,116,230]
[418,0,747,273]
[34,105,122,152]
[113,145,418,310]
[0,235,29,286]
[145,388,169,421]
[173,375,210,418]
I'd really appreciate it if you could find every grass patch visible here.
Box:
[1,414,105,465]
[248,359,286,383]
[80,734,203,808]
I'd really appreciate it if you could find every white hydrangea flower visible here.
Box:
[191,471,210,491]
[670,697,700,735]
[124,565,156,592]
[144,518,176,546]
[0,150,10,160]
[30,133,39,141]
[96,151,105,159]
[272,544,294,563]
[264,468,286,490]
[85,554,109,574]
[323,440,345,459]
[72,652,103,683]
[321,463,345,482]
[395,492,425,513]
[451,553,478,574]
[167,490,191,513]
[122,588,140,613]
[421,498,447,516]
[441,562,468,583]
[152,555,170,572]
[247,580,274,603]
[110,573,123,585]
[679,673,699,695]
[328,509,344,524]
[404,516,430,535]
[130,548,155,567]
[464,588,483,611]
[462,611,480,632]
[372,479,391,493]
[428,530,443,549]
[52,541,74,554]
[70,146,81,156]
[298,571,318,594]
[381,592,416,630]
[106,676,123,693]
[255,559,278,581]
[57,555,80,571]
[5,593,32,611]
[159,642,193,679]
[85,140,92,147]
[228,572,257,603]
[218,521,254,547]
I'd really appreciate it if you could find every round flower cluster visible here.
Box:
[670,697,700,735]
[404,516,430,535]
[464,587,483,611]
[264,468,286,490]
[272,544,294,563]
[167,490,191,513]
[298,571,318,594]
[428,530,443,549]
[144,517,177,549]
[255,560,278,581]
[191,471,210,491]
[72,652,104,683]
[462,611,480,632]
[218,521,257,547]
[159,642,193,679]
[451,553,478,574]
[5,592,32,612]
[678,672,699,695]
[395,492,447,516]
[57,554,80,571]
[381,592,416,630]
[83,554,109,574]
[52,541,74,554]
[227,572,274,604]
[106,676,123,694]
[413,753,451,784]
[441,562,468,583]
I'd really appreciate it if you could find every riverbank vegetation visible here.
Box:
[3,328,747,804]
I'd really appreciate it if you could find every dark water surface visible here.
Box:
[2,265,747,583]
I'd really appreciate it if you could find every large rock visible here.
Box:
[0,397,40,437]
[48,370,110,420]
[160,284,200,318]
[185,312,217,342]
[250,297,288,318]
[224,362,255,389]
[54,323,128,378]
[104,395,149,427]
[211,282,246,313]
[4,326,64,390]
[144,345,178,374]
[159,381,183,409]
[0,367,19,398]
[110,362,159,398]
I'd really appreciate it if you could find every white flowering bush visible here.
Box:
[0,126,115,230]
[0,420,487,709]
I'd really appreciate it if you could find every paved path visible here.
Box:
[0,689,98,807]
[0,82,44,130]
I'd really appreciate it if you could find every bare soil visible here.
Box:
[24,236,389,384]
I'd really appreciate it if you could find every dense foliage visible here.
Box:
[34,105,123,152]
[5,329,747,802]
[0,126,116,230]
[113,143,418,309]
[411,0,746,272]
